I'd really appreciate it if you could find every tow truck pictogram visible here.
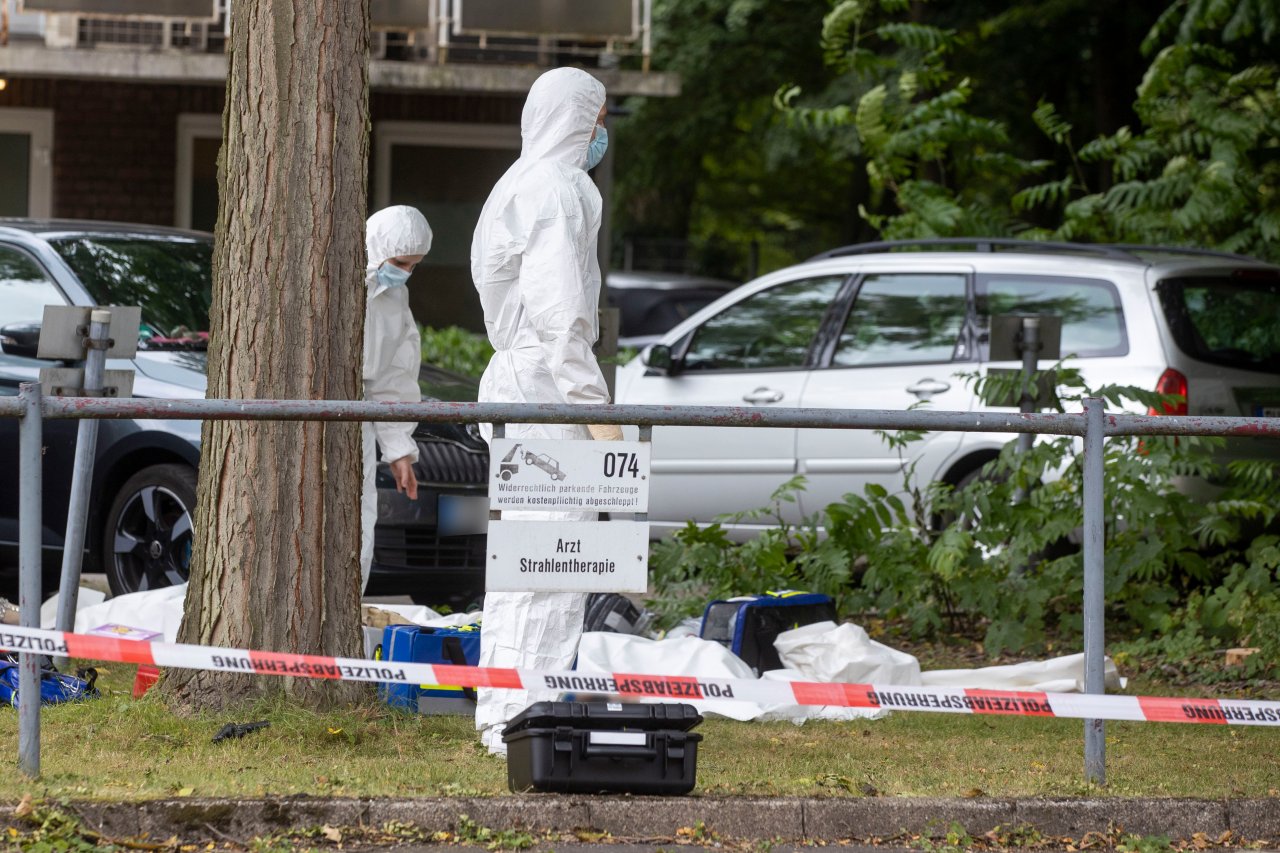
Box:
[497,443,523,480]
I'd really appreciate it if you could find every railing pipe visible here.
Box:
[18,382,43,778]
[1082,397,1106,784]
[38,398,1092,434]
[55,309,111,647]
[33,398,1280,439]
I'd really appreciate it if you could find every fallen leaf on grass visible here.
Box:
[322,825,342,843]
[176,786,194,797]
[961,788,985,798]
[14,794,33,819]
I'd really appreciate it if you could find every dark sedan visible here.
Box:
[0,219,487,609]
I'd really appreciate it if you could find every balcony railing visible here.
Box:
[11,0,653,70]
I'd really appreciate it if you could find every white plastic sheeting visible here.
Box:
[43,584,1124,725]
[774,621,922,686]
[921,652,1124,692]
[575,631,888,723]
[42,584,471,644]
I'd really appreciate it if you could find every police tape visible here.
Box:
[3,623,1278,726]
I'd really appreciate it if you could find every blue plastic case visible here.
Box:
[699,590,836,675]
[377,623,481,714]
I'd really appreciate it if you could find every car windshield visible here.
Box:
[1157,274,1280,373]
[46,234,213,349]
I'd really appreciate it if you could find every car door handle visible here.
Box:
[906,378,951,398]
[743,387,784,404]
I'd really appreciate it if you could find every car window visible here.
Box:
[976,274,1127,359]
[832,273,967,367]
[1157,274,1280,373]
[0,244,66,326]
[616,291,728,338]
[45,235,212,340]
[681,276,844,372]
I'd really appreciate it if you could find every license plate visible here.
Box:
[1257,405,1280,418]
[437,494,489,536]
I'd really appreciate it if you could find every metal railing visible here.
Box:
[5,385,1279,783]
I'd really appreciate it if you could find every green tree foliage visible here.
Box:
[647,371,1280,673]
[1017,1,1280,259]
[613,0,865,278]
[777,0,1050,239]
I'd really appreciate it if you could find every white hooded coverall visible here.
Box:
[470,67,610,754]
[361,206,433,592]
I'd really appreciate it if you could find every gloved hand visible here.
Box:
[587,424,624,441]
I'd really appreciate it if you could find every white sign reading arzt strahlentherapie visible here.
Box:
[486,520,649,593]
[488,438,650,513]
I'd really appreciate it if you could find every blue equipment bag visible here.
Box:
[699,591,837,675]
[376,624,481,715]
[0,655,100,707]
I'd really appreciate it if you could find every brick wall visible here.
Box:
[1,76,522,226]
[0,76,224,224]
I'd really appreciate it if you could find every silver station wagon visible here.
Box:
[615,239,1280,536]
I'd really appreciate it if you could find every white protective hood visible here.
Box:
[470,66,610,411]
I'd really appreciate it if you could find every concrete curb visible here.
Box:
[6,797,1275,844]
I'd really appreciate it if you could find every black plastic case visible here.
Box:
[502,701,704,795]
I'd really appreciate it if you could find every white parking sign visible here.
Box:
[488,438,650,513]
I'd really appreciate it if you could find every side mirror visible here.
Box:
[0,323,42,359]
[641,343,677,376]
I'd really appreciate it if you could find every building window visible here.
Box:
[174,113,222,231]
[0,108,54,218]
[373,121,519,329]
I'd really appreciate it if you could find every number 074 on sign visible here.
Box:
[488,438,650,513]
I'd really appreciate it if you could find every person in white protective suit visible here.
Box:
[470,67,621,754]
[361,206,433,593]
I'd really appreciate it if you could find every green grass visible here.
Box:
[2,662,1277,801]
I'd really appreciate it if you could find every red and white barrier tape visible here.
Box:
[4,624,1278,726]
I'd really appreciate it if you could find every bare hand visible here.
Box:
[389,456,419,500]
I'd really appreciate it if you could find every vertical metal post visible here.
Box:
[634,425,652,524]
[1016,316,1040,454]
[55,309,111,647]
[1082,396,1106,785]
[489,423,505,523]
[641,0,652,72]
[1013,316,1041,504]
[18,382,43,778]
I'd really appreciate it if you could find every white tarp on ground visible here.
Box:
[774,621,923,686]
[42,585,1123,723]
[40,584,472,644]
[574,630,889,723]
[921,651,1123,692]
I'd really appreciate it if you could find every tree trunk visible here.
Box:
[164,0,371,711]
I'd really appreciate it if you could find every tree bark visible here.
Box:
[164,0,370,711]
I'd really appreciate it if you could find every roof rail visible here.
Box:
[809,238,1140,261]
[1105,244,1259,263]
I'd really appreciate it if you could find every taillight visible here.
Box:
[1149,368,1188,416]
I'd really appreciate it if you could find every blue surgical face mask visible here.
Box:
[377,262,412,290]
[587,125,608,170]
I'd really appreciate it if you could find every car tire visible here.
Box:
[102,464,197,597]
[932,462,1002,533]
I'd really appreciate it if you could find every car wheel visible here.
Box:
[500,470,512,481]
[524,453,536,465]
[932,463,1002,533]
[103,464,197,597]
